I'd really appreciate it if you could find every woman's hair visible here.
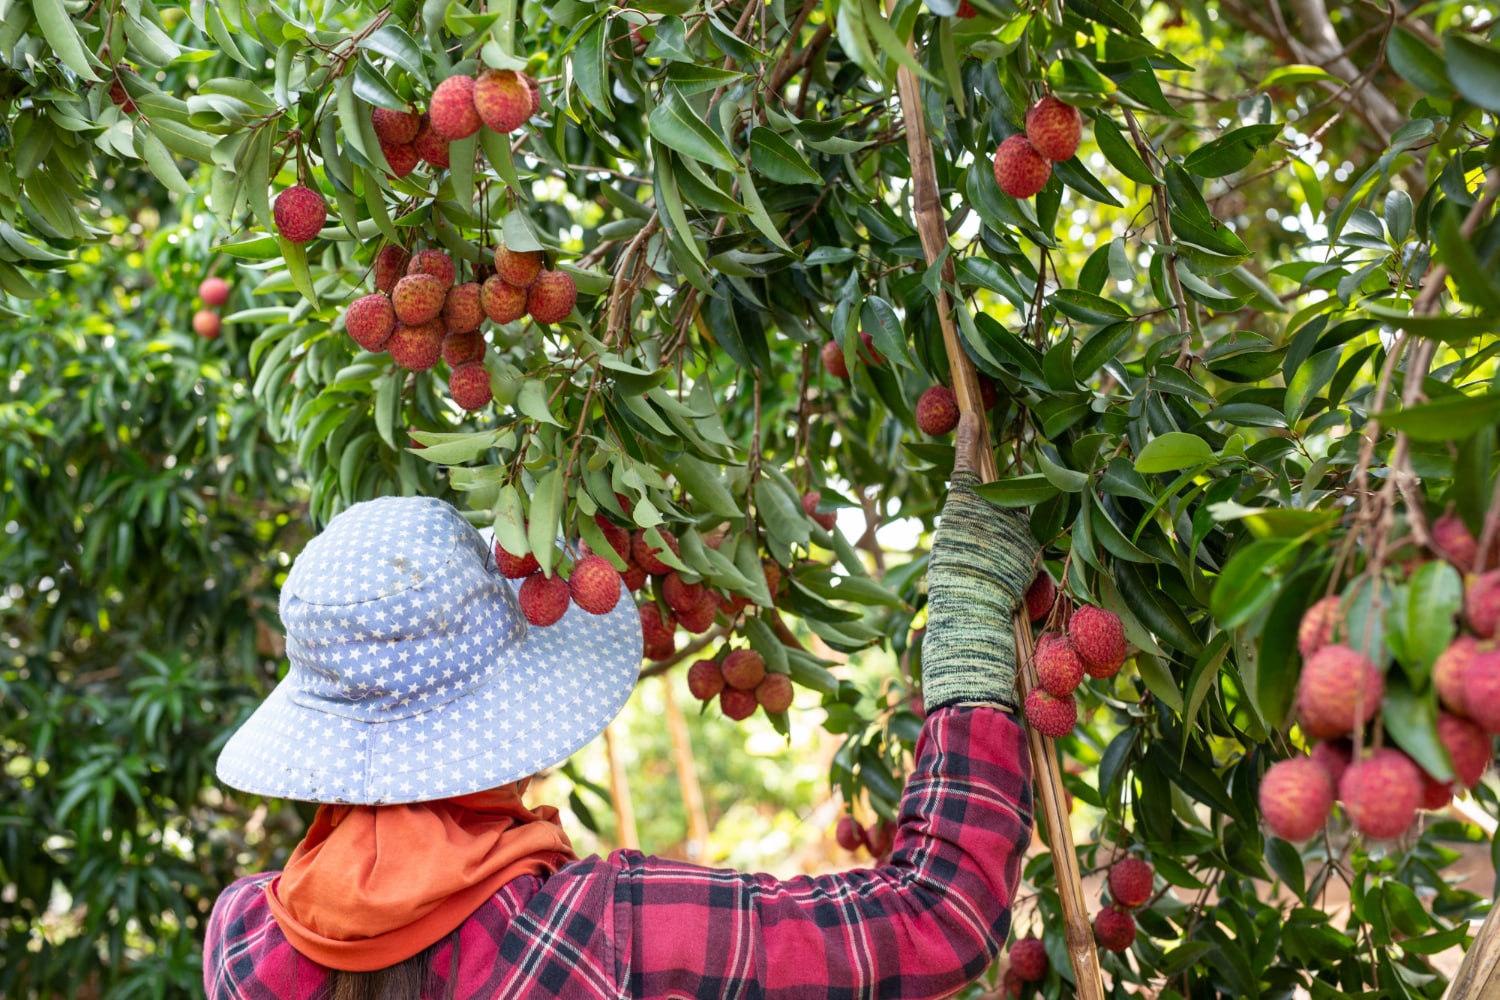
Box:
[322,934,457,1000]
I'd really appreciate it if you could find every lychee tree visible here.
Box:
[3,0,1500,995]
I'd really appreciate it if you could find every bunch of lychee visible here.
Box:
[1090,855,1154,954]
[834,813,898,861]
[1024,604,1127,739]
[193,275,230,340]
[368,71,541,179]
[993,95,1083,199]
[687,649,794,721]
[494,538,624,626]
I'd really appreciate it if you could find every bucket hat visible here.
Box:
[215,495,643,804]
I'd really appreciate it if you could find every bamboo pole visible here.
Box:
[603,723,640,849]
[1444,903,1500,1000]
[888,44,1107,1000]
[661,675,712,859]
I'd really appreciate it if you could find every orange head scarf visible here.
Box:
[265,780,576,972]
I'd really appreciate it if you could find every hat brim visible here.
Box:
[215,578,643,804]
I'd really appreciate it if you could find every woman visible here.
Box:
[204,412,1038,999]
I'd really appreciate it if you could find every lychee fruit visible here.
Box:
[687,659,726,701]
[448,363,492,411]
[1467,569,1500,638]
[762,559,783,599]
[1034,633,1084,697]
[639,603,676,648]
[345,293,397,351]
[1421,772,1453,811]
[442,282,483,333]
[1002,971,1023,998]
[374,245,411,293]
[992,135,1051,199]
[1431,511,1477,572]
[820,340,849,379]
[863,818,896,859]
[1008,938,1048,981]
[1296,643,1383,739]
[412,115,451,168]
[442,330,486,368]
[835,815,863,852]
[591,514,632,562]
[1069,605,1127,678]
[858,330,885,366]
[722,649,767,691]
[632,529,679,575]
[756,672,794,714]
[273,184,327,244]
[802,491,837,531]
[527,270,578,324]
[1339,747,1423,839]
[979,375,1001,411]
[1025,95,1083,161]
[518,572,570,627]
[1024,688,1076,738]
[661,572,706,615]
[109,77,137,113]
[392,273,447,324]
[1434,636,1480,717]
[1463,649,1500,733]
[380,140,419,178]
[193,309,221,339]
[519,73,541,117]
[407,249,457,290]
[429,75,483,139]
[371,106,422,144]
[1258,755,1334,841]
[1093,905,1136,953]
[494,244,545,288]
[1310,739,1352,788]
[199,276,230,306]
[1297,595,1342,658]
[915,385,959,436]
[473,70,532,134]
[1440,710,1493,788]
[676,593,719,634]
[720,687,758,721]
[568,555,623,614]
[495,542,540,579]
[955,0,977,15]
[1025,571,1056,622]
[480,274,529,324]
[1107,857,1154,909]
[387,320,445,371]
[622,562,648,592]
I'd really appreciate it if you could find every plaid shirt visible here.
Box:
[204,706,1032,999]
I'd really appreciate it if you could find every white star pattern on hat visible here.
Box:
[214,496,644,804]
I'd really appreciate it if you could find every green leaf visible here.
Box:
[1387,28,1451,96]
[573,18,612,118]
[1050,288,1130,324]
[1391,561,1461,685]
[859,296,910,369]
[407,430,503,465]
[1092,114,1160,186]
[1435,206,1500,312]
[1135,651,1183,712]
[1211,539,1300,628]
[1380,391,1500,441]
[648,89,737,172]
[353,59,409,111]
[1183,124,1282,178]
[527,470,564,577]
[1135,432,1215,474]
[361,25,429,85]
[1445,35,1500,113]
[1364,304,1497,343]
[972,475,1060,507]
[136,128,192,196]
[749,127,821,185]
[1075,322,1133,377]
[1383,680,1452,782]
[1260,64,1342,87]
[33,0,101,80]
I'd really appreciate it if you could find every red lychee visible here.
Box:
[273,184,327,244]
[1421,773,1453,811]
[802,491,837,531]
[1464,649,1500,734]
[1467,569,1500,638]
[992,135,1051,199]
[1434,636,1480,717]
[527,270,578,324]
[442,330,486,368]
[1297,595,1342,659]
[443,281,483,333]
[518,572,570,626]
[863,818,896,859]
[676,593,718,634]
[1258,756,1334,841]
[591,514,632,562]
[644,634,675,661]
[371,106,422,144]
[955,0,977,15]
[519,73,541,117]
[915,385,959,436]
[1310,739,1352,788]
[346,293,397,351]
[568,555,623,614]
[820,340,850,379]
[193,309,221,340]
[835,815,864,852]
[1431,511,1477,572]
[1093,905,1136,953]
[1107,857,1154,909]
[407,249,457,290]
[661,572,706,615]
[1024,688,1076,738]
[640,603,676,647]
[1008,937,1048,981]
[392,273,447,325]
[622,563,648,592]
[380,140,419,178]
[480,274,529,324]
[1439,710,1493,787]
[429,75,483,139]
[473,70,532,134]
[374,245,411,293]
[979,375,1001,411]
[722,649,767,691]
[1034,633,1084,697]
[1339,747,1423,839]
[387,320,445,371]
[199,276,230,306]
[109,77,137,113]
[495,542,539,579]
[632,529,679,575]
[448,362,492,411]
[494,244,545,288]
[687,659,726,701]
[1002,971,1023,998]
[1069,605,1127,678]
[1024,571,1056,622]
[756,672,794,714]
[720,687,758,721]
[1296,643,1383,739]
[412,115,451,168]
[858,330,885,366]
[1025,95,1083,161]
[763,559,783,599]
